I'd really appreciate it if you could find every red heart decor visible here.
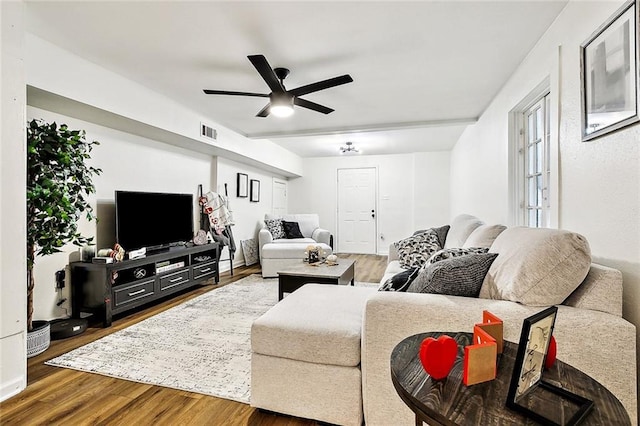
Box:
[419,335,458,380]
[544,335,557,370]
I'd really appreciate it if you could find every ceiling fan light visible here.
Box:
[270,105,294,117]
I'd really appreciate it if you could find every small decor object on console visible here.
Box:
[193,230,208,245]
[463,326,497,386]
[307,245,320,263]
[111,244,125,262]
[545,336,557,370]
[418,335,458,380]
[476,310,504,354]
[506,306,594,425]
[326,254,338,265]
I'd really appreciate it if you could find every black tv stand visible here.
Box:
[71,243,219,327]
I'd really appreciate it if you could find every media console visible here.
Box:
[71,243,219,327]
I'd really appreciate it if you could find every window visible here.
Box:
[518,93,551,228]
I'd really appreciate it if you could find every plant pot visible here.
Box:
[27,320,50,358]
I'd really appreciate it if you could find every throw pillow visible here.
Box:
[282,221,304,239]
[265,218,286,240]
[463,224,507,248]
[480,227,591,306]
[444,214,484,249]
[413,225,451,248]
[378,268,420,292]
[424,247,489,268]
[394,229,441,269]
[407,253,499,297]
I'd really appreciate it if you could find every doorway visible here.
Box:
[337,167,377,253]
[272,178,287,216]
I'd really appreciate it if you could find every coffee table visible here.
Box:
[277,259,355,300]
[390,332,631,426]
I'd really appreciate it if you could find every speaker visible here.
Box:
[50,318,88,340]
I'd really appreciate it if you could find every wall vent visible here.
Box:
[200,122,217,141]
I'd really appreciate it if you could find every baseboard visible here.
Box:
[0,376,26,402]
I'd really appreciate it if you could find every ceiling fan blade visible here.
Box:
[294,97,334,114]
[248,55,285,93]
[256,103,271,118]
[289,74,353,97]
[203,89,269,97]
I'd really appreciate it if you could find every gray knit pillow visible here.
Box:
[408,253,499,297]
[394,229,441,269]
[265,219,286,239]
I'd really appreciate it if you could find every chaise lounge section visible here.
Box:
[251,215,637,425]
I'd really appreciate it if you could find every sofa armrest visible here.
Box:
[563,263,623,317]
[258,228,273,259]
[312,228,331,246]
[361,292,637,426]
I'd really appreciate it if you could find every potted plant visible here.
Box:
[26,119,101,357]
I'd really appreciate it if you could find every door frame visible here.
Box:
[272,177,287,215]
[335,166,379,254]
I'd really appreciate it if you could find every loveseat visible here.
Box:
[258,213,332,278]
[251,214,637,425]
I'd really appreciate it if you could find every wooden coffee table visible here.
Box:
[390,332,631,426]
[277,259,355,300]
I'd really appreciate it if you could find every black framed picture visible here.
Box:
[237,173,248,198]
[581,0,640,141]
[507,306,594,425]
[250,179,260,202]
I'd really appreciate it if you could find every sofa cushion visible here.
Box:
[408,253,498,297]
[265,218,286,239]
[444,214,484,248]
[463,224,506,248]
[413,225,450,248]
[261,240,327,259]
[424,247,489,267]
[480,227,591,306]
[378,267,420,292]
[282,221,304,239]
[394,229,441,268]
[251,284,375,367]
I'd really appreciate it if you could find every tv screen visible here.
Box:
[115,190,194,251]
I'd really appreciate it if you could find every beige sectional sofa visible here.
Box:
[251,214,637,425]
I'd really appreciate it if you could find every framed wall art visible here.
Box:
[581,0,640,141]
[506,306,593,425]
[237,173,248,198]
[250,179,260,202]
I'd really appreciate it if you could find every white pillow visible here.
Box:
[480,227,591,306]
[463,224,506,248]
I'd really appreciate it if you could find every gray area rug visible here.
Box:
[46,274,378,403]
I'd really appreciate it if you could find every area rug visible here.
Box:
[46,274,378,403]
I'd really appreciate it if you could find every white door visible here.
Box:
[272,178,287,216]
[337,168,377,253]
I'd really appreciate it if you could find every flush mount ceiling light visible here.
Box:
[340,141,359,153]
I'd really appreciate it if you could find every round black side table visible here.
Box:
[390,332,631,426]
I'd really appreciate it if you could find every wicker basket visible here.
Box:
[27,320,50,358]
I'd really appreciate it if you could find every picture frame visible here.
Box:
[506,306,594,425]
[581,0,640,141]
[250,179,260,202]
[237,173,248,198]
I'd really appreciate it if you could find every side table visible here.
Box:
[390,332,630,426]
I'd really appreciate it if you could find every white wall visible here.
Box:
[215,156,287,268]
[0,0,27,402]
[451,0,640,388]
[288,152,450,255]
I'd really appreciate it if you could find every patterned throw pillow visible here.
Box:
[424,247,489,268]
[282,221,304,239]
[378,268,420,292]
[413,225,451,248]
[394,230,442,268]
[265,219,286,240]
[407,253,499,297]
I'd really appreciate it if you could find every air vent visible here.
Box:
[200,122,217,141]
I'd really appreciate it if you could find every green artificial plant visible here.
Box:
[26,119,102,331]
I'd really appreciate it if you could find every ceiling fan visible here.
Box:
[203,54,353,118]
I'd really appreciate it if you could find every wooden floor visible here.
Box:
[0,253,387,426]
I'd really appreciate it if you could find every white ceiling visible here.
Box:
[25,1,567,158]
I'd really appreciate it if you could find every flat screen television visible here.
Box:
[115,190,194,251]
